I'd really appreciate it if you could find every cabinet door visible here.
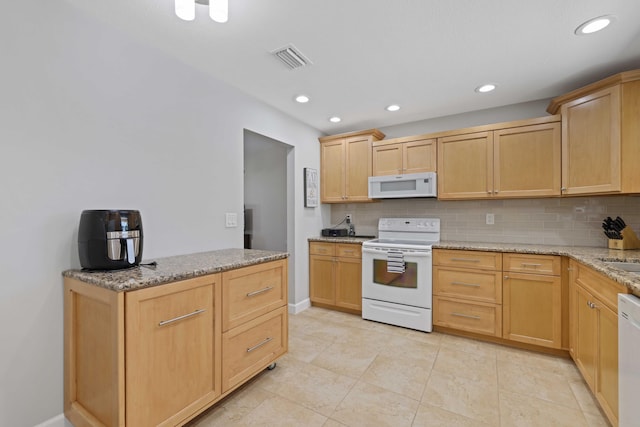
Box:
[320,140,346,202]
[403,138,436,174]
[345,136,373,201]
[596,302,619,425]
[561,85,621,195]
[372,143,403,176]
[437,132,493,199]
[335,256,362,311]
[494,123,561,198]
[125,275,220,427]
[502,272,562,348]
[574,284,597,390]
[309,254,335,305]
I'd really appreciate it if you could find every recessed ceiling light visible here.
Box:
[295,95,309,103]
[575,15,616,35]
[475,84,497,93]
[329,116,341,123]
[386,104,400,112]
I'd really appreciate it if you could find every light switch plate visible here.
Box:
[225,212,238,228]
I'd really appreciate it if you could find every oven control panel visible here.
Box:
[378,218,440,232]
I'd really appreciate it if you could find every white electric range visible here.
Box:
[361,217,440,332]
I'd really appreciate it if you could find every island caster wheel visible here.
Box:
[267,362,277,370]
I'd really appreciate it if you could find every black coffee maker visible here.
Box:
[78,210,143,270]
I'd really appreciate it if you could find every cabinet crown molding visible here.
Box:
[547,69,640,114]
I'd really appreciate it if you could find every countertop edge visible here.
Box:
[62,249,289,292]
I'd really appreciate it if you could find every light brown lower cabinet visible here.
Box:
[64,258,288,427]
[433,249,503,337]
[309,241,362,313]
[570,259,627,427]
[502,254,563,348]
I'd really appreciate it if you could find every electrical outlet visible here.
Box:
[486,213,495,225]
[225,212,238,228]
[346,214,352,222]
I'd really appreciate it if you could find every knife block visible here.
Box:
[608,227,640,250]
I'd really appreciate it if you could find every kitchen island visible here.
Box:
[63,248,288,427]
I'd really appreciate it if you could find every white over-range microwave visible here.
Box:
[368,171,437,199]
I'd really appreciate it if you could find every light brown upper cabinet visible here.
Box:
[437,116,561,200]
[372,135,436,176]
[547,69,640,196]
[319,129,385,203]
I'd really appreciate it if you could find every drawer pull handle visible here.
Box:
[247,337,273,353]
[247,286,274,297]
[520,263,542,268]
[159,309,206,326]
[451,258,480,263]
[451,281,481,288]
[451,312,481,320]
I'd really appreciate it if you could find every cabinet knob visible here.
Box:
[504,275,509,279]
[494,190,499,194]
[561,187,567,191]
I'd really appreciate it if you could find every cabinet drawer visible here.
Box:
[222,306,287,392]
[222,259,287,331]
[574,261,628,312]
[337,243,361,258]
[310,242,336,256]
[433,249,502,271]
[434,297,502,337]
[433,267,502,303]
[503,253,560,275]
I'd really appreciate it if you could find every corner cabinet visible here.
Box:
[547,69,640,196]
[64,258,288,427]
[372,135,436,176]
[309,241,362,313]
[569,259,628,426]
[437,116,561,200]
[319,129,385,203]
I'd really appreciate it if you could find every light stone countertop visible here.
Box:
[434,241,640,297]
[62,248,289,292]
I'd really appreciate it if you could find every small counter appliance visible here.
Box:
[78,210,143,270]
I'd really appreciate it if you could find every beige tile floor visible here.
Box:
[189,306,611,427]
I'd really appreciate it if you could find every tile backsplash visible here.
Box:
[331,196,640,247]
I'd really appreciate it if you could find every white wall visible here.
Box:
[380,98,551,138]
[0,2,325,426]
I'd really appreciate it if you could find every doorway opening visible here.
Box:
[243,130,292,253]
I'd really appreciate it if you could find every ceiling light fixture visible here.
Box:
[386,104,400,112]
[475,84,497,93]
[329,116,341,123]
[175,0,228,23]
[575,15,616,35]
[295,95,310,103]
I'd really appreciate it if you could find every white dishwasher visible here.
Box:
[618,293,640,427]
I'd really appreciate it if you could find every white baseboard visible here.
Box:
[34,414,72,427]
[288,298,310,314]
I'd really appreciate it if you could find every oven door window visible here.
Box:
[372,259,418,288]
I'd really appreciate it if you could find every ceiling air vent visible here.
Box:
[270,44,313,70]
